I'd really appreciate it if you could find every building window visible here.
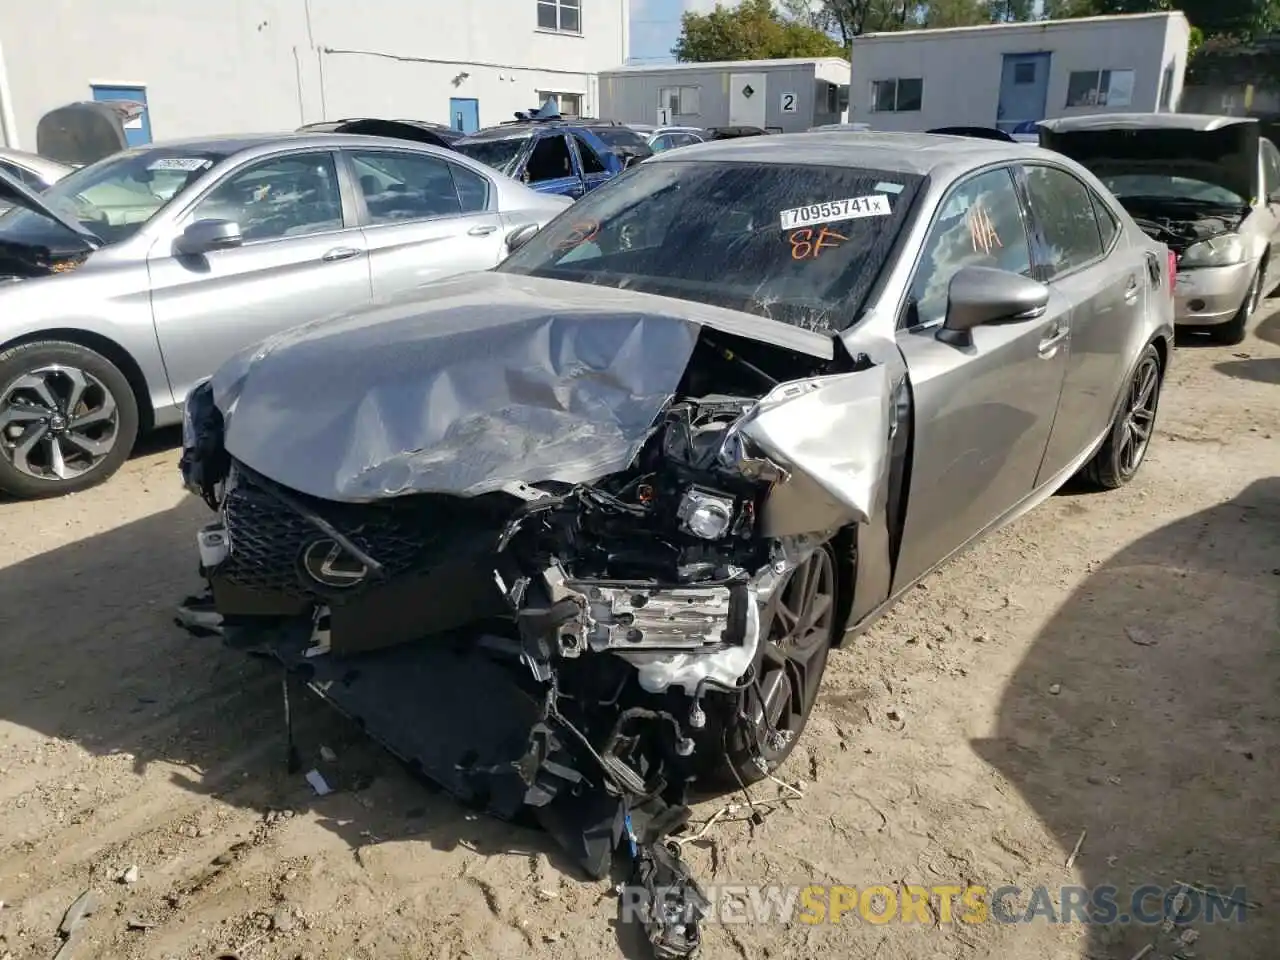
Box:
[537,0,580,33]
[538,91,583,117]
[1065,69,1135,108]
[1158,63,1175,111]
[1014,62,1036,85]
[871,78,923,113]
[658,85,701,116]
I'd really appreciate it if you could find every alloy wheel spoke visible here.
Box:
[46,436,70,480]
[0,402,47,431]
[12,423,49,476]
[61,430,114,459]
[62,367,90,415]
[11,372,61,412]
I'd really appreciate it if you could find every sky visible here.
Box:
[630,0,723,63]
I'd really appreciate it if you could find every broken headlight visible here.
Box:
[677,487,735,540]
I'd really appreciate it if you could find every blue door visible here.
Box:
[449,98,480,134]
[995,53,1050,133]
[91,84,152,145]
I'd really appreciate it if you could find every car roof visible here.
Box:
[110,132,463,156]
[649,130,1052,178]
[1039,113,1259,133]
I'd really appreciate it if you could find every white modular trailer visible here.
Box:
[847,12,1191,134]
[599,57,851,132]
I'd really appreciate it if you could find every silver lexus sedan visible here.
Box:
[0,133,570,498]
[176,134,1176,910]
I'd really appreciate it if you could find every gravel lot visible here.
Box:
[1,309,1277,960]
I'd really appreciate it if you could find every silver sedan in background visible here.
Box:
[0,133,571,498]
[0,147,72,209]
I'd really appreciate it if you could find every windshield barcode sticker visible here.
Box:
[148,157,213,172]
[779,195,891,230]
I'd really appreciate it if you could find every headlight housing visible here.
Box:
[1180,233,1246,268]
[181,377,212,450]
[677,487,736,540]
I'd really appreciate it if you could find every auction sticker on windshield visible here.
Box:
[148,157,213,172]
[779,195,891,230]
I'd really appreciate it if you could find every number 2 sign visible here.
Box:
[781,92,798,113]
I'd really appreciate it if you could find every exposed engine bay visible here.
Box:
[176,287,896,958]
[1123,200,1247,256]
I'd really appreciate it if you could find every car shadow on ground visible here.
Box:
[0,496,604,890]
[972,478,1280,958]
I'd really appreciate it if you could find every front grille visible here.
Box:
[218,463,504,599]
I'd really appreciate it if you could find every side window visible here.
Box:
[650,135,672,153]
[1091,192,1120,250]
[348,150,462,224]
[906,167,1032,328]
[449,163,491,213]
[571,134,608,174]
[192,153,343,241]
[1022,165,1105,276]
[525,135,574,183]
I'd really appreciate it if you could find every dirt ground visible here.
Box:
[1,311,1277,960]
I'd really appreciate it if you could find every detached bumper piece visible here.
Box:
[215,619,710,958]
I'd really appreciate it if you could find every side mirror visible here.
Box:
[937,266,1049,348]
[177,219,243,256]
[506,223,540,253]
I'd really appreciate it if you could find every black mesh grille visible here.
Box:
[218,463,504,599]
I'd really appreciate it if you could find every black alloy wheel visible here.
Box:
[1083,343,1162,490]
[717,543,838,786]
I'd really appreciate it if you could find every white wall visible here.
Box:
[0,0,628,149]
[848,14,1184,132]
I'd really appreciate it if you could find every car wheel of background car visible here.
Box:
[0,340,139,499]
[711,542,838,787]
[1082,343,1162,491]
[1209,265,1262,346]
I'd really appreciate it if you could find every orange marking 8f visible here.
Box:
[790,226,847,260]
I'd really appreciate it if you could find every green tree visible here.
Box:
[1042,0,1280,40]
[673,0,846,61]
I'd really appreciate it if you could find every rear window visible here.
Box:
[499,159,923,332]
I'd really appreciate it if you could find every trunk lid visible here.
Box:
[36,100,138,167]
[1040,117,1260,203]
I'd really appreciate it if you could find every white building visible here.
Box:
[0,0,629,150]
[848,12,1190,134]
[599,58,851,132]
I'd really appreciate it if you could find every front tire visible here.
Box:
[0,340,139,499]
[712,543,839,787]
[1082,343,1162,490]
[1209,266,1262,346]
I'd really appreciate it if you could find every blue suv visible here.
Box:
[454,102,648,199]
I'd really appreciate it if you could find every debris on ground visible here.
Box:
[119,864,140,885]
[318,745,338,763]
[304,769,333,796]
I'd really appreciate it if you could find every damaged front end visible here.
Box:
[178,297,892,957]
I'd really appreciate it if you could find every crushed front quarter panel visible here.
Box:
[214,272,834,503]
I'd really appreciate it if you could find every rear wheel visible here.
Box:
[714,543,838,786]
[1082,344,1162,490]
[1209,265,1262,346]
[0,341,139,499]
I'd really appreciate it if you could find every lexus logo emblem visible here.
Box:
[301,539,368,588]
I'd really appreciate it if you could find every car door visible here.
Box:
[147,149,371,406]
[521,133,584,198]
[1019,162,1144,485]
[1259,138,1280,291]
[892,165,1071,591]
[344,147,506,300]
[568,131,613,193]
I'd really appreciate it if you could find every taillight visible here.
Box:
[1167,249,1177,295]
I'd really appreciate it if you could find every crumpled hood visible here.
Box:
[214,272,833,502]
[0,164,102,246]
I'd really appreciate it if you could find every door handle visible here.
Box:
[467,224,499,237]
[321,246,361,262]
[1038,322,1069,357]
[1123,275,1140,303]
